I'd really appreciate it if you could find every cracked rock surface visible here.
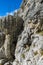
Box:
[0,0,43,65]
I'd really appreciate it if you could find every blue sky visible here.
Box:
[0,0,22,16]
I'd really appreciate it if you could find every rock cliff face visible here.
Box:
[0,15,24,60]
[0,0,43,65]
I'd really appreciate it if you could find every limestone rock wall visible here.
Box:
[0,0,43,65]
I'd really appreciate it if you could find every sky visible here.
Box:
[0,0,22,16]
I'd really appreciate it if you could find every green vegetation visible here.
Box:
[37,31,43,36]
[34,51,38,56]
[21,53,25,59]
[40,49,43,56]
